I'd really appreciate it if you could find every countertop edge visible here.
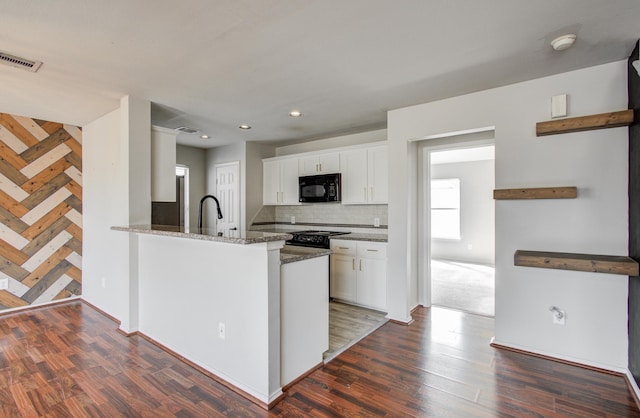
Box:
[111,225,293,245]
[330,234,388,243]
[280,248,332,264]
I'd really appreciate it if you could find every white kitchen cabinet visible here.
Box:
[340,145,388,204]
[298,152,340,176]
[339,149,368,204]
[367,146,388,204]
[330,241,357,302]
[330,239,387,311]
[263,157,299,205]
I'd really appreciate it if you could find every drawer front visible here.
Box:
[330,239,357,255]
[357,242,387,259]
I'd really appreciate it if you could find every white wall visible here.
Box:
[246,142,276,226]
[83,108,130,320]
[206,143,246,230]
[83,96,151,331]
[137,234,283,403]
[176,145,206,228]
[388,60,629,370]
[431,159,495,265]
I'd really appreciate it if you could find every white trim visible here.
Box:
[138,331,280,405]
[411,126,496,142]
[625,369,640,405]
[176,164,189,229]
[490,338,629,375]
[0,295,81,315]
[262,140,387,163]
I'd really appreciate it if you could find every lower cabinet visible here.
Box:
[330,239,387,311]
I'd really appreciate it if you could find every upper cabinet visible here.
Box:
[151,126,177,202]
[263,157,299,205]
[262,141,387,206]
[340,145,388,204]
[298,152,340,176]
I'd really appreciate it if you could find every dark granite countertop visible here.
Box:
[112,225,292,245]
[251,226,388,243]
[330,233,388,243]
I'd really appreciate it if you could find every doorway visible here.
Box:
[150,165,189,228]
[421,136,495,317]
[176,165,189,229]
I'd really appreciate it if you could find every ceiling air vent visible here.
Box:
[0,51,42,72]
[175,126,200,134]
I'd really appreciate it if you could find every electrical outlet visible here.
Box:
[552,309,566,325]
[218,322,226,339]
[101,277,106,289]
[290,216,295,224]
[374,217,380,227]
[467,244,473,250]
[0,278,8,290]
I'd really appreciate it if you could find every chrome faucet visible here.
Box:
[198,195,223,229]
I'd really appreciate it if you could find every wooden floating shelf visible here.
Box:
[514,250,639,276]
[493,187,577,200]
[536,109,634,136]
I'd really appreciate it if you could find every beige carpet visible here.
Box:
[431,259,495,317]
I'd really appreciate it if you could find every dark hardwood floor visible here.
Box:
[0,301,638,417]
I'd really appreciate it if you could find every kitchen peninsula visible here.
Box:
[112,225,329,409]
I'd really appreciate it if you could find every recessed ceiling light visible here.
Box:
[289,110,302,117]
[239,124,251,130]
[550,34,576,51]
[200,134,209,139]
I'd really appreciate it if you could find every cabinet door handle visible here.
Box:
[364,187,367,201]
[352,259,355,270]
[338,246,350,250]
[366,249,378,252]
[370,187,374,201]
[319,163,322,171]
[359,260,362,271]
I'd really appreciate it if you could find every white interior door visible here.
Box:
[215,161,240,233]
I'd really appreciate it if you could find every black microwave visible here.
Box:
[299,173,341,203]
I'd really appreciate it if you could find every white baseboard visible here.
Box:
[0,295,81,315]
[625,369,640,406]
[490,338,628,375]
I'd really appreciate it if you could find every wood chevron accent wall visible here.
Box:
[0,112,82,310]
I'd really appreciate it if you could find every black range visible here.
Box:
[286,230,350,249]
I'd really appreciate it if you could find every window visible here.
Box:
[431,178,460,240]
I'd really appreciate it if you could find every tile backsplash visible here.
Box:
[252,204,388,229]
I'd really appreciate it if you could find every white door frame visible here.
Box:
[417,131,495,307]
[176,165,189,229]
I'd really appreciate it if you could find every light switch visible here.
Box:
[551,94,567,118]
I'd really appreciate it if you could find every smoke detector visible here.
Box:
[0,51,42,72]
[175,126,200,134]
[550,34,576,51]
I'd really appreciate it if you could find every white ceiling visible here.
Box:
[1,1,639,149]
